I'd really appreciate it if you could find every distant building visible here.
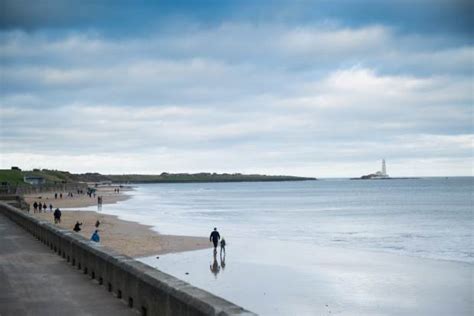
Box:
[360,159,390,179]
[11,166,21,171]
[24,176,46,185]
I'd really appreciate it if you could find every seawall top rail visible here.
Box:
[0,201,256,316]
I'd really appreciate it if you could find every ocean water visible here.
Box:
[76,177,473,315]
[93,177,473,263]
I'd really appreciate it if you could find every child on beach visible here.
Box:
[91,230,100,242]
[73,221,82,232]
[220,238,226,254]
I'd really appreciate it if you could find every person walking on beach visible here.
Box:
[210,227,221,251]
[220,237,226,255]
[91,230,100,243]
[33,201,38,213]
[53,208,61,224]
[49,204,53,212]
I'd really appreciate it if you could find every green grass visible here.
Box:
[0,169,316,186]
[23,169,77,183]
[0,169,25,185]
[0,169,79,186]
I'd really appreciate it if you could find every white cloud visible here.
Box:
[0,23,472,176]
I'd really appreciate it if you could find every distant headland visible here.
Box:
[352,159,390,180]
[0,167,316,189]
[351,159,418,180]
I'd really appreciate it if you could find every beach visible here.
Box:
[24,185,131,209]
[26,186,211,258]
[23,180,473,315]
[92,180,472,316]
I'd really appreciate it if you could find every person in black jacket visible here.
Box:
[73,221,82,232]
[53,208,62,224]
[209,227,220,251]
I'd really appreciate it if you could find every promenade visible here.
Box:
[0,213,137,316]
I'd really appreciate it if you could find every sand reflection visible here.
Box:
[210,250,221,277]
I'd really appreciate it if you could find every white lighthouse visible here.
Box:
[372,159,389,178]
[357,159,390,179]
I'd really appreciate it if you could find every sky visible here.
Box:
[0,0,472,177]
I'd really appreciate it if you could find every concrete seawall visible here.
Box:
[0,202,256,316]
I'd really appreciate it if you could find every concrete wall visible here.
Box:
[0,202,256,316]
[0,195,29,211]
[14,182,89,195]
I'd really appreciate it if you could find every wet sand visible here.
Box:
[26,186,211,257]
[140,238,473,316]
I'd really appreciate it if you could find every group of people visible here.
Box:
[87,191,96,198]
[210,227,226,254]
[32,201,53,213]
[32,190,83,213]
[55,190,89,199]
[32,190,85,213]
[209,227,226,277]
[32,190,106,244]
[72,220,101,243]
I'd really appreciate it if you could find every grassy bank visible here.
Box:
[0,168,316,187]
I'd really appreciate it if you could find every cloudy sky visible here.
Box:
[0,0,472,177]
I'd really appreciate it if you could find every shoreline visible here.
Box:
[25,185,211,258]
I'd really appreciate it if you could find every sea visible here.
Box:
[77,177,473,315]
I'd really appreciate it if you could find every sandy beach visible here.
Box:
[24,185,131,210]
[25,186,211,258]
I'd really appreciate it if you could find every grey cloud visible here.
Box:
[0,22,472,176]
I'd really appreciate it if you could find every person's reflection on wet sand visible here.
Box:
[210,250,220,278]
[220,251,226,271]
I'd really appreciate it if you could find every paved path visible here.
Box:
[0,214,137,316]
